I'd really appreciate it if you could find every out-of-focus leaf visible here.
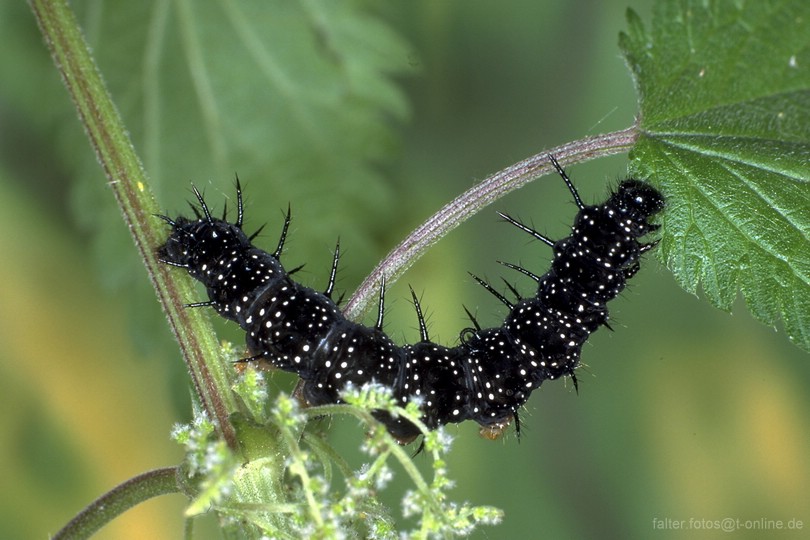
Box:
[7,1,414,355]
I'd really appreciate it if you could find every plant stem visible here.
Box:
[344,126,639,320]
[28,0,239,450]
[52,467,181,540]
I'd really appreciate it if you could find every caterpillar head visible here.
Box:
[156,184,253,285]
[158,214,248,275]
[611,179,665,231]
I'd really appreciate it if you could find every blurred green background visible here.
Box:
[1,1,807,538]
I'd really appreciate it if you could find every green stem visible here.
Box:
[344,125,639,320]
[277,419,326,529]
[52,467,181,540]
[28,0,239,450]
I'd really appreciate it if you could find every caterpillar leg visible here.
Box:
[478,417,513,440]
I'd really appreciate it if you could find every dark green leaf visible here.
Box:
[620,0,810,351]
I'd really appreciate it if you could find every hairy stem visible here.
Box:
[344,126,639,320]
[52,467,181,540]
[29,0,239,450]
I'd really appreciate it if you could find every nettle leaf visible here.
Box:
[621,0,810,351]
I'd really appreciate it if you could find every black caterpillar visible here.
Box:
[157,157,664,442]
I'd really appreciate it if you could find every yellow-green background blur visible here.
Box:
[1,1,807,539]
